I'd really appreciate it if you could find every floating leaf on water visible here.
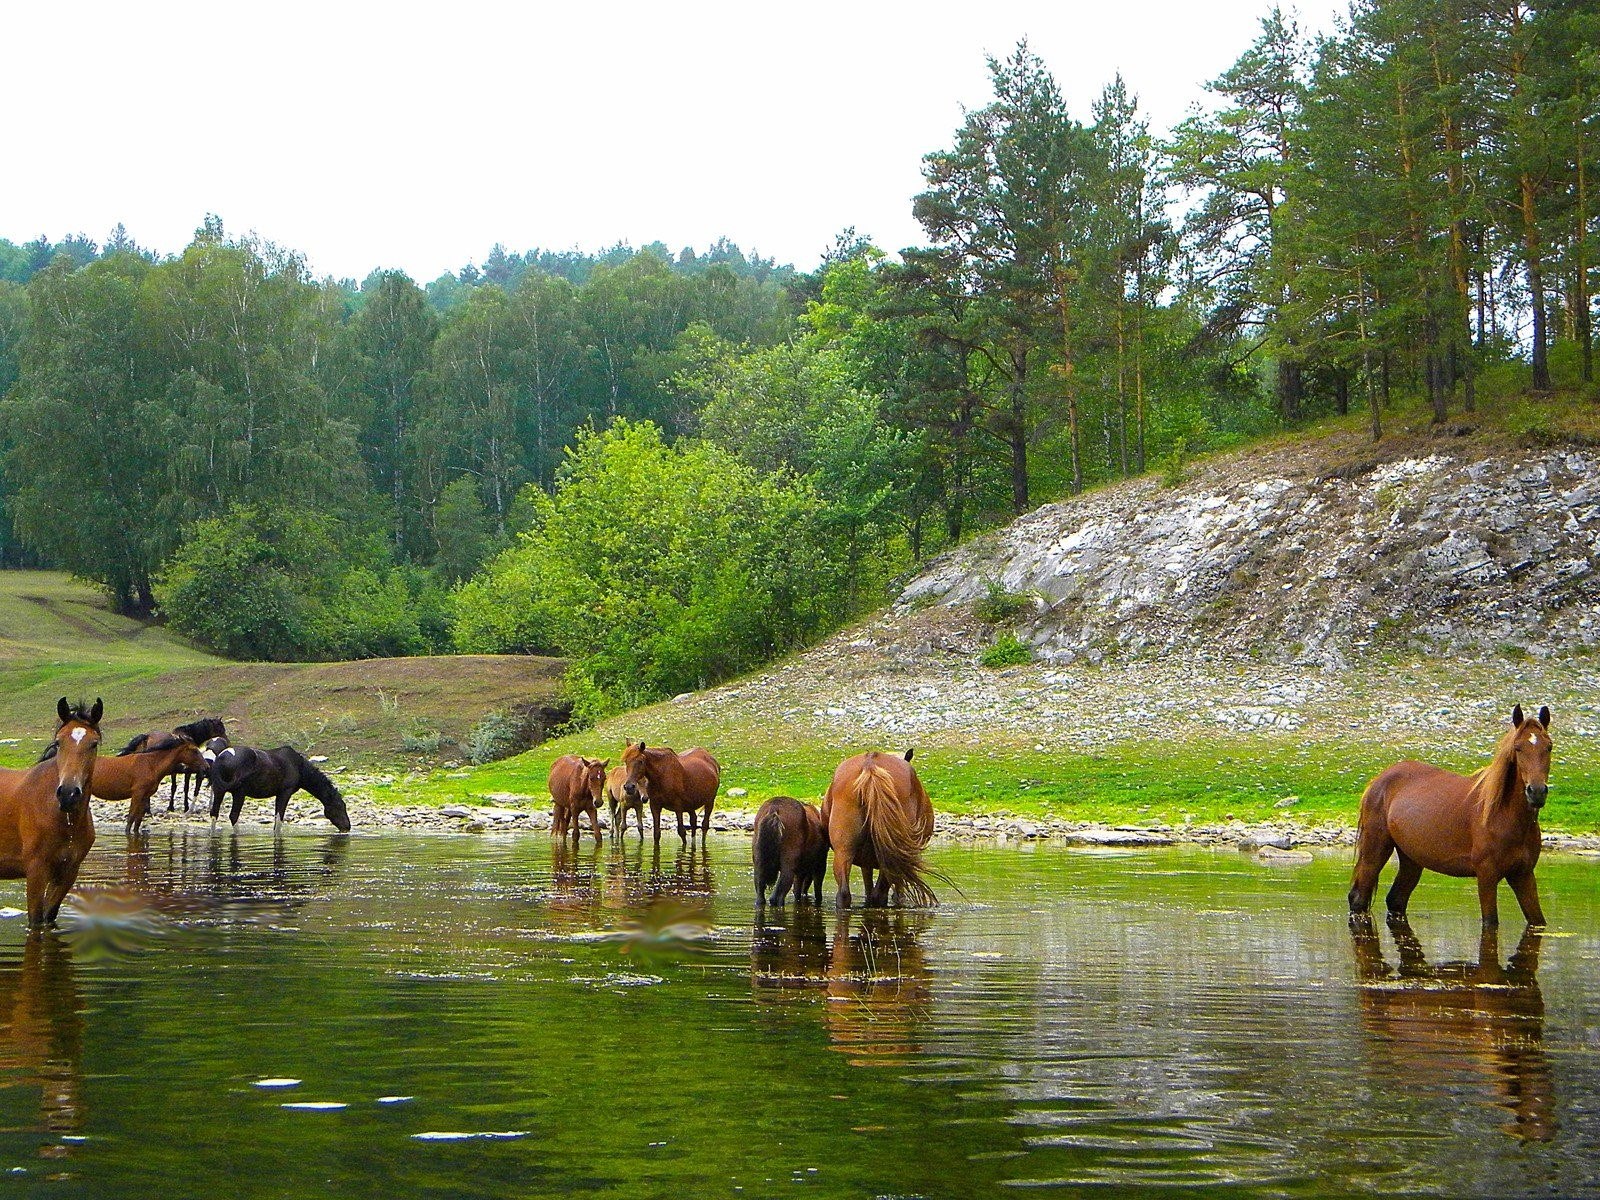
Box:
[281,1101,347,1110]
[253,1079,302,1088]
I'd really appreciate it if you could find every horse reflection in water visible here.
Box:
[752,909,932,1066]
[0,938,84,1159]
[1350,915,1553,1140]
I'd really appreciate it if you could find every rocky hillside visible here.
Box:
[900,433,1600,668]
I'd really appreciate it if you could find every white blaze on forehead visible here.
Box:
[1529,734,1538,745]
[70,728,86,743]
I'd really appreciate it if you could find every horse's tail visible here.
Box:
[854,754,938,907]
[1353,771,1389,862]
[753,809,784,896]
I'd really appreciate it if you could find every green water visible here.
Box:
[0,831,1596,1198]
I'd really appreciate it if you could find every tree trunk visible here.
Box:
[1523,170,1551,391]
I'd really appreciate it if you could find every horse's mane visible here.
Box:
[1468,723,1523,822]
[116,732,189,757]
[176,717,226,743]
[279,746,339,802]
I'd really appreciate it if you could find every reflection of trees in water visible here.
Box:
[1350,915,1553,1142]
[751,909,933,1066]
[0,937,83,1158]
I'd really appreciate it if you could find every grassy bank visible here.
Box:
[0,571,566,769]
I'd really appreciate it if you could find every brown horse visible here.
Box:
[606,764,646,838]
[93,735,211,834]
[1350,915,1552,1140]
[620,741,720,844]
[0,699,102,927]
[548,755,607,843]
[821,750,937,908]
[752,796,829,907]
[1349,705,1552,927]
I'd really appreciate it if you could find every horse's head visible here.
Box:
[174,740,210,774]
[201,736,229,763]
[1510,705,1552,811]
[622,741,651,804]
[52,697,103,813]
[322,786,352,833]
[580,757,610,803]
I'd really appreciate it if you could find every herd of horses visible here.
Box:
[0,696,1560,930]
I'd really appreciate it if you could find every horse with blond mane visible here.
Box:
[1349,704,1552,927]
[822,749,937,909]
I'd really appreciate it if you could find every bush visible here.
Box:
[464,710,527,765]
[980,633,1034,668]
[973,577,1031,623]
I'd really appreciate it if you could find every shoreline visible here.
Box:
[88,796,1600,857]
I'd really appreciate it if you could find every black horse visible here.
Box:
[209,745,351,832]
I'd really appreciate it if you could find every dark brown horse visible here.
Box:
[209,745,351,831]
[620,741,720,844]
[606,764,645,838]
[92,735,210,833]
[548,755,607,843]
[752,796,829,907]
[1350,915,1552,1140]
[821,750,937,908]
[0,699,102,927]
[1349,705,1552,926]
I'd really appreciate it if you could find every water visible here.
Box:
[0,830,1597,1198]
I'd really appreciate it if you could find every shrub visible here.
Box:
[980,633,1034,668]
[463,711,525,765]
[973,577,1031,623]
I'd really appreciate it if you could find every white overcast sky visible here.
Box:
[5,0,1344,283]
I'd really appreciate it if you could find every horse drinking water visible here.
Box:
[210,745,351,832]
[1349,705,1553,927]
[822,749,938,909]
[0,699,102,926]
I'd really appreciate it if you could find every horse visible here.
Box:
[0,699,102,927]
[821,749,937,908]
[118,717,226,813]
[548,755,607,843]
[1349,705,1552,927]
[620,741,720,844]
[209,745,351,832]
[92,734,212,833]
[606,765,646,838]
[752,796,829,907]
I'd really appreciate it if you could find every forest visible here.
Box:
[1,0,1595,721]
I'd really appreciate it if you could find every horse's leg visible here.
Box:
[229,790,247,827]
[1506,868,1546,926]
[588,802,603,844]
[676,809,688,842]
[1476,872,1502,928]
[127,788,152,835]
[43,864,79,923]
[701,799,714,836]
[652,802,663,846]
[773,866,794,906]
[1347,821,1395,915]
[275,789,294,830]
[24,864,49,927]
[832,844,853,909]
[1385,852,1423,918]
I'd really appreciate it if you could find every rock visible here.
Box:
[727,787,748,798]
[440,805,474,818]
[1239,833,1294,851]
[1274,795,1300,808]
[1256,847,1314,864]
[671,692,693,703]
[1064,828,1173,847]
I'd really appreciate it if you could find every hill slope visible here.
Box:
[402,424,1600,834]
[0,571,565,767]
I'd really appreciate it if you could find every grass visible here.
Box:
[0,571,566,770]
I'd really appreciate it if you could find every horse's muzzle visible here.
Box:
[1526,783,1548,810]
[623,783,640,800]
[56,784,84,812]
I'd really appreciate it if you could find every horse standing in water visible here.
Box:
[210,745,351,831]
[752,796,829,907]
[117,718,226,812]
[620,741,720,844]
[822,749,937,909]
[548,755,607,843]
[606,765,646,838]
[0,699,102,926]
[1350,705,1552,927]
[92,735,212,833]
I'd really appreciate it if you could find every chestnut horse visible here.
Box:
[605,765,645,838]
[0,699,102,926]
[620,741,720,844]
[821,750,937,909]
[1349,705,1552,927]
[752,796,829,907]
[548,755,607,843]
[92,735,211,834]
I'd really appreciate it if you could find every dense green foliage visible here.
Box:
[1,0,1595,703]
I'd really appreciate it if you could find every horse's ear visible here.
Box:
[637,741,645,753]
[903,747,915,762]
[600,758,610,769]
[57,697,71,726]
[1539,705,1551,729]
[89,698,103,726]
[1511,704,1525,727]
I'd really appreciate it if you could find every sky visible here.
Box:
[6,0,1345,283]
